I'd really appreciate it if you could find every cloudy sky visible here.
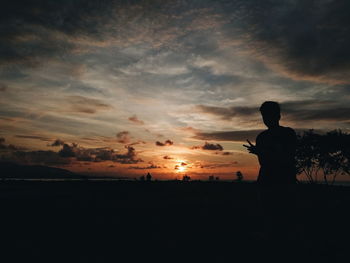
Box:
[1,0,350,179]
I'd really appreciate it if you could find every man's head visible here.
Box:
[259,101,280,128]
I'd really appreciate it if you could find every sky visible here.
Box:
[1,0,350,180]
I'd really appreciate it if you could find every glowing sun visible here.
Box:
[177,166,186,172]
[175,159,188,173]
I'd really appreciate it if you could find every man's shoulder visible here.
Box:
[280,126,296,136]
[256,127,296,141]
[256,129,269,141]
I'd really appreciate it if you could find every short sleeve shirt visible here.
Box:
[256,126,297,184]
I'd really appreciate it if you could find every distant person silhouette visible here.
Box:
[243,101,297,249]
[236,171,243,182]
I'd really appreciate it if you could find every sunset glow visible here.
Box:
[0,1,349,181]
[177,166,186,173]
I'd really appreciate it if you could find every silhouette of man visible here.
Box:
[243,101,297,248]
[244,101,297,184]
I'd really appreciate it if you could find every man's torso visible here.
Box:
[256,126,296,184]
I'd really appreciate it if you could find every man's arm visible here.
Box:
[243,139,258,154]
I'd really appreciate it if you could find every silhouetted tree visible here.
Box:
[341,131,350,176]
[215,176,220,181]
[319,130,348,185]
[296,129,350,185]
[208,175,215,181]
[146,172,152,181]
[182,175,191,181]
[295,130,322,183]
[139,175,145,181]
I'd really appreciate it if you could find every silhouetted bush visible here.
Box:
[296,129,350,185]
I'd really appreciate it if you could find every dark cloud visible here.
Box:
[128,115,144,125]
[0,0,192,68]
[281,100,350,122]
[2,144,21,151]
[94,148,117,162]
[50,139,65,147]
[194,130,263,142]
[197,100,350,124]
[114,146,143,164]
[173,162,190,170]
[1,150,71,165]
[15,134,52,142]
[1,0,350,85]
[0,0,118,66]
[191,142,224,151]
[58,143,78,158]
[57,143,143,164]
[66,96,111,114]
[128,140,147,146]
[193,128,325,142]
[202,142,223,151]
[54,141,142,163]
[163,155,173,159]
[216,151,233,156]
[92,145,144,164]
[128,161,161,170]
[0,137,23,151]
[225,0,350,83]
[196,104,257,120]
[198,161,238,169]
[116,131,131,144]
[0,83,7,92]
[0,139,70,165]
[1,138,144,165]
[155,139,174,146]
[294,108,350,122]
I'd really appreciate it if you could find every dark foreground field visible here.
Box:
[1,181,349,262]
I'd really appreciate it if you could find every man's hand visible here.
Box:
[243,139,258,155]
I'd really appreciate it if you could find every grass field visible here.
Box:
[1,181,349,262]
